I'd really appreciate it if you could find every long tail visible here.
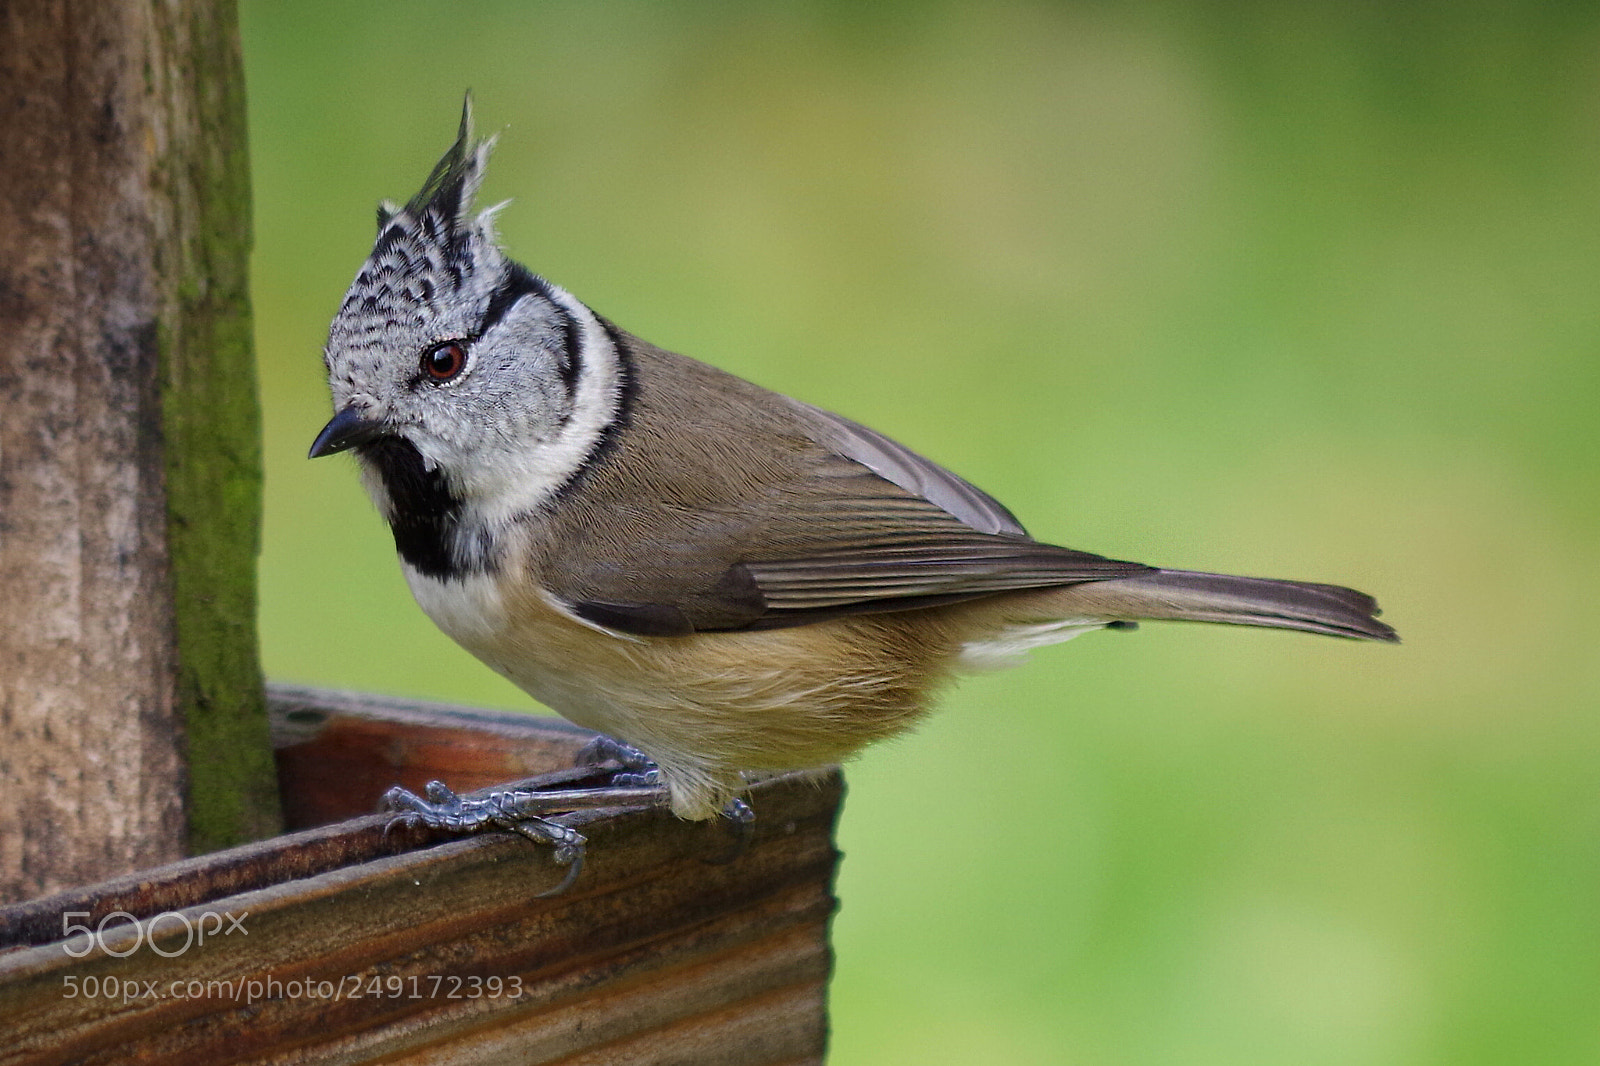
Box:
[1052,569,1399,642]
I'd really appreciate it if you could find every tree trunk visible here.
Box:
[0,0,278,901]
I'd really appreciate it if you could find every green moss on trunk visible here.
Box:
[156,0,280,851]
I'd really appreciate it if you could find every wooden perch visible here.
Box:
[0,686,842,1064]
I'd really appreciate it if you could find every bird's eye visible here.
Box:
[421,341,467,383]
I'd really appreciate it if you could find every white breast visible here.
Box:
[403,564,509,650]
[400,559,636,737]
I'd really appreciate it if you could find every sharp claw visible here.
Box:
[723,797,755,826]
[538,847,586,898]
[702,796,756,865]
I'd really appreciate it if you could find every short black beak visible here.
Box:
[308,405,389,458]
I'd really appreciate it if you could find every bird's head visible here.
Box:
[312,98,626,569]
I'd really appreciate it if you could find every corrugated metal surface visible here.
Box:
[0,687,840,1064]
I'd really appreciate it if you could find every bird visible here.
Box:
[310,100,1396,878]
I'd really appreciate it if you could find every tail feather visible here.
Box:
[1053,568,1399,643]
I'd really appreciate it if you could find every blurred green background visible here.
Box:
[241,2,1599,1063]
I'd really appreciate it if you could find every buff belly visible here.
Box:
[403,562,961,819]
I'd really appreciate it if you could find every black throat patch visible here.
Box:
[359,436,487,579]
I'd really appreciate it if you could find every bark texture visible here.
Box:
[0,0,277,901]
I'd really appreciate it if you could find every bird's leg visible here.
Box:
[383,736,759,894]
[382,778,666,897]
[577,733,758,843]
[575,734,659,785]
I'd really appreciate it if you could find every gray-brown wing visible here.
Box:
[784,398,1028,537]
[735,479,1144,617]
[557,459,1147,635]
[737,405,1146,622]
[544,332,1147,635]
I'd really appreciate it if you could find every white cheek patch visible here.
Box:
[461,287,623,529]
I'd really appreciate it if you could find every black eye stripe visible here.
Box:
[479,264,543,335]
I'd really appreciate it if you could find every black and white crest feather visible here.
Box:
[403,97,487,224]
[329,98,507,356]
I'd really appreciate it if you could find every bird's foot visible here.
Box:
[382,778,665,897]
[382,738,757,894]
[576,734,661,786]
[577,734,755,832]
[705,794,756,864]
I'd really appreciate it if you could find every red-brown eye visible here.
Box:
[421,341,467,382]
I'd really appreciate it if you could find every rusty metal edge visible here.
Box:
[0,686,845,1065]
[0,770,843,1064]
[264,684,595,748]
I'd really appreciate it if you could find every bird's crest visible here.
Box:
[331,94,507,343]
